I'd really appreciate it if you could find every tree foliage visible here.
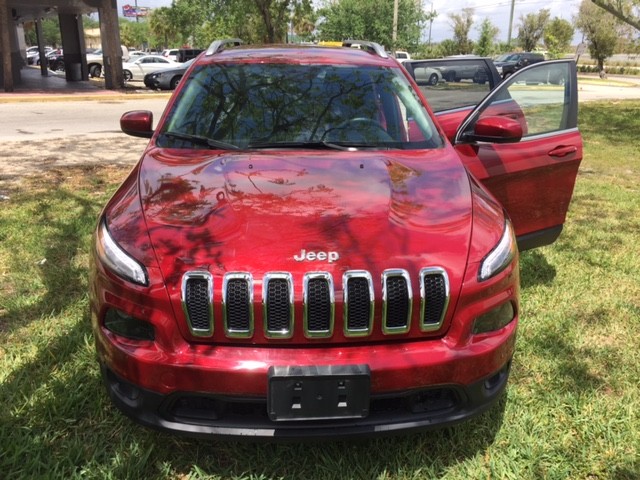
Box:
[576,0,621,74]
[317,0,425,51]
[544,18,575,58]
[474,18,499,56]
[517,9,551,51]
[23,18,61,47]
[147,0,313,48]
[589,0,640,31]
[448,8,475,54]
[119,18,149,50]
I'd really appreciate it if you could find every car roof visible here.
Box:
[195,44,399,68]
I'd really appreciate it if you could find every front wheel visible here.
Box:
[169,76,182,90]
[123,70,133,82]
[428,73,439,86]
[89,64,102,78]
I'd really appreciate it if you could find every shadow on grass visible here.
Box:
[519,249,556,288]
[0,171,105,335]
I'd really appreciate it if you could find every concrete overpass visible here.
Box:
[0,0,125,92]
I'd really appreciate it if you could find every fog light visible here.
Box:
[473,302,515,334]
[104,308,155,341]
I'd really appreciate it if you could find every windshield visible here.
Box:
[158,63,443,150]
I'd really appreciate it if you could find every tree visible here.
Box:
[517,9,551,51]
[119,18,149,49]
[474,18,499,56]
[448,8,474,54]
[148,7,180,49]
[544,18,575,58]
[318,0,425,51]
[576,0,621,75]
[23,18,61,47]
[589,0,640,31]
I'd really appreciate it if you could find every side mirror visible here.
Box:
[120,110,153,138]
[461,115,523,144]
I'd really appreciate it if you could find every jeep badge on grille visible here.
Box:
[293,249,340,263]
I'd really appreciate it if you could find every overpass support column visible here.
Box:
[0,0,14,92]
[59,13,88,81]
[99,0,124,89]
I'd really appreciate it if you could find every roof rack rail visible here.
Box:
[205,38,244,56]
[341,40,388,59]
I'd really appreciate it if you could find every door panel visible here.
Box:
[452,60,582,250]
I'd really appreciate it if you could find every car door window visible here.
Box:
[457,61,574,141]
[409,59,494,113]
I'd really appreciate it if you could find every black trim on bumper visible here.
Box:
[101,360,512,440]
[516,225,563,251]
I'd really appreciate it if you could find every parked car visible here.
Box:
[92,39,582,440]
[162,48,180,62]
[26,46,53,65]
[87,45,130,78]
[47,52,66,72]
[494,52,545,79]
[122,55,180,82]
[144,58,195,90]
[403,57,502,119]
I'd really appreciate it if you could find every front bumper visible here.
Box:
[102,358,512,440]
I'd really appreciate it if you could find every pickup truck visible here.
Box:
[86,45,130,78]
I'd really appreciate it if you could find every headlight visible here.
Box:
[96,219,148,286]
[478,219,516,282]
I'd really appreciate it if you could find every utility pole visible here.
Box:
[507,0,515,47]
[392,0,399,45]
[428,2,434,46]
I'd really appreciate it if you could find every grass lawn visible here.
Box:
[1,100,639,479]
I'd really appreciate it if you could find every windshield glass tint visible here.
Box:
[159,63,443,150]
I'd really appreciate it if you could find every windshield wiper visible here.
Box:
[163,131,241,150]
[247,140,359,151]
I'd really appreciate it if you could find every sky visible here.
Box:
[117,0,583,44]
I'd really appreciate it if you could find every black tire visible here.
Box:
[52,60,65,72]
[428,73,438,86]
[89,64,102,78]
[169,75,182,90]
[123,70,133,82]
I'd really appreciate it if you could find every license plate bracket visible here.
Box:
[268,365,370,422]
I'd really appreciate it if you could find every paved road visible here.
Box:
[0,97,169,141]
[0,77,637,143]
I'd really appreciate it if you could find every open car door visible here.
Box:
[451,60,582,250]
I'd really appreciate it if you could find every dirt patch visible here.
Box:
[0,135,149,194]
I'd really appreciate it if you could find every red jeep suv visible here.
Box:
[90,40,582,439]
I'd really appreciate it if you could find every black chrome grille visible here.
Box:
[420,268,449,331]
[182,272,213,336]
[383,270,412,333]
[304,274,333,336]
[181,267,449,339]
[344,273,373,335]
[264,275,293,337]
[224,274,252,336]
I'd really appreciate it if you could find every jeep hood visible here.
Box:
[135,148,473,285]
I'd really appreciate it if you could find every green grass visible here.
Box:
[1,101,639,479]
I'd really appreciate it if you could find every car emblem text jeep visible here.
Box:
[293,249,340,263]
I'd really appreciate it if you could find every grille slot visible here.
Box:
[182,272,213,337]
[223,273,253,337]
[263,273,293,338]
[420,267,449,331]
[382,269,412,334]
[343,271,374,336]
[304,273,334,337]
